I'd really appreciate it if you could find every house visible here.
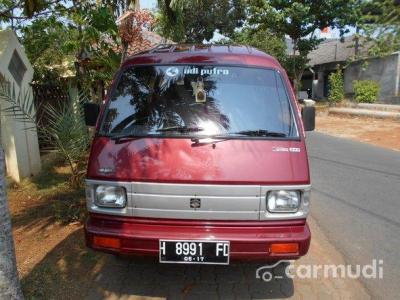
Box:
[125,28,170,56]
[301,36,400,104]
[0,30,41,182]
[116,5,170,57]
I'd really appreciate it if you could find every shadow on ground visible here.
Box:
[11,188,85,230]
[87,258,294,299]
[9,157,86,230]
[21,228,105,299]
[22,227,294,299]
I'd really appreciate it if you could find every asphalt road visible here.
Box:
[306,132,400,300]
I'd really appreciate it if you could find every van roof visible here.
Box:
[122,44,282,69]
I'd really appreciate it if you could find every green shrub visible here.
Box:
[41,91,90,188]
[328,69,344,104]
[353,80,380,103]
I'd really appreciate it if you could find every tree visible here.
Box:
[359,0,400,57]
[0,0,63,28]
[19,1,123,96]
[15,0,162,108]
[20,16,79,82]
[248,0,356,91]
[0,77,25,299]
[102,0,138,18]
[231,27,287,65]
[0,149,23,300]
[156,0,246,43]
[70,1,122,93]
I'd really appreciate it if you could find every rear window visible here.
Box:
[100,65,298,138]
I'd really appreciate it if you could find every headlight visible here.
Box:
[95,185,126,208]
[267,190,301,213]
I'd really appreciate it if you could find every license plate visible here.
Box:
[159,240,230,265]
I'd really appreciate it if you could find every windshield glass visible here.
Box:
[100,65,298,138]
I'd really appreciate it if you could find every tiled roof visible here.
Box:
[125,29,171,56]
[308,36,370,66]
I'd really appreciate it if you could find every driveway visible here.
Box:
[307,132,400,299]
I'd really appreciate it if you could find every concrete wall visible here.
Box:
[0,30,41,182]
[344,53,400,103]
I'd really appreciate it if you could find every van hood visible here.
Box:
[87,137,310,185]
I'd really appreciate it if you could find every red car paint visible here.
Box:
[87,137,309,185]
[85,214,310,260]
[85,45,311,261]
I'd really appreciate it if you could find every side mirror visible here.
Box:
[301,106,315,131]
[84,102,100,126]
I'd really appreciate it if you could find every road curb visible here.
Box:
[354,103,400,112]
[329,107,400,120]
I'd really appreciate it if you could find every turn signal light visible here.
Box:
[270,243,299,254]
[93,236,121,249]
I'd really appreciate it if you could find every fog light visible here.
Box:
[93,236,121,249]
[270,243,299,254]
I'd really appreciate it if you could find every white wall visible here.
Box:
[0,30,41,182]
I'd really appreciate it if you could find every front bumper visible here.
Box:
[85,213,311,261]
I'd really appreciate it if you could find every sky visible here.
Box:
[141,0,157,10]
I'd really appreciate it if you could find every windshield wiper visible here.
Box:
[190,129,287,147]
[156,126,204,133]
[232,130,287,138]
[110,126,204,143]
[110,133,144,143]
[190,136,230,148]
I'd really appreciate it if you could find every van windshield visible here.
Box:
[100,65,298,139]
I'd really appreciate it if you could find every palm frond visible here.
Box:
[40,86,90,172]
[0,73,36,127]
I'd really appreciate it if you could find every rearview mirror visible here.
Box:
[84,102,100,127]
[301,106,315,131]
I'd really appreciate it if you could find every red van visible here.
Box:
[83,45,315,264]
